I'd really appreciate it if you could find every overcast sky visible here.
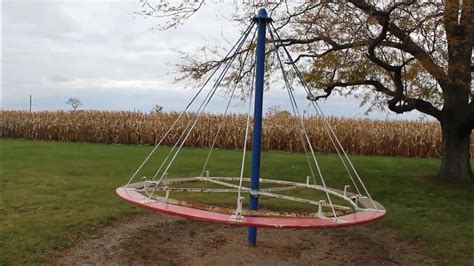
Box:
[2,0,424,119]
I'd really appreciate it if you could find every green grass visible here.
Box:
[1,139,473,264]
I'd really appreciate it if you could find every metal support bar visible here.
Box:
[249,8,271,247]
[201,178,351,211]
[148,176,360,210]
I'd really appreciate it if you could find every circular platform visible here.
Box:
[117,177,385,229]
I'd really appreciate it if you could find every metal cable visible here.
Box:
[200,27,258,177]
[126,21,256,187]
[270,24,362,195]
[149,22,256,183]
[270,23,377,209]
[268,25,338,218]
[147,23,256,200]
[237,50,256,205]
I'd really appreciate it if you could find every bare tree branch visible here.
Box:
[315,80,395,100]
[136,0,205,30]
[349,0,452,89]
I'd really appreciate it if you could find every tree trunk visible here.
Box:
[438,115,473,182]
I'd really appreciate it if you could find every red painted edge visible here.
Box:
[116,187,385,229]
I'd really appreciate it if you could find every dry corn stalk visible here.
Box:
[1,110,465,158]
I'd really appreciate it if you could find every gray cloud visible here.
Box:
[2,0,422,120]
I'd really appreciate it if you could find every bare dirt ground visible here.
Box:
[57,213,436,265]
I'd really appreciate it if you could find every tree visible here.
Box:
[266,105,292,118]
[138,1,473,182]
[151,104,164,113]
[66,98,82,111]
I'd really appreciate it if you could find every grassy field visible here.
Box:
[1,139,473,264]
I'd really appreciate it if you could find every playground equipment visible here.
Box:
[117,8,385,246]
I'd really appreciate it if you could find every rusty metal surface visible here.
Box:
[127,176,384,214]
[117,186,386,228]
[143,193,352,218]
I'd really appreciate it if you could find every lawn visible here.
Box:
[1,139,473,264]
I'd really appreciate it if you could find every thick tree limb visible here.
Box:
[366,17,400,72]
[289,40,366,63]
[444,0,460,42]
[317,80,442,119]
[388,97,442,120]
[462,0,474,45]
[276,35,337,46]
[349,0,452,90]
[275,37,416,64]
[314,80,395,101]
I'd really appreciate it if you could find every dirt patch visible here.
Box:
[57,213,436,265]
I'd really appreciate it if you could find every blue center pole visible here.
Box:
[248,8,271,247]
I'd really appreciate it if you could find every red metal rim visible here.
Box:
[117,187,385,229]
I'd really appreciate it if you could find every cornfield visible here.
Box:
[1,110,462,158]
